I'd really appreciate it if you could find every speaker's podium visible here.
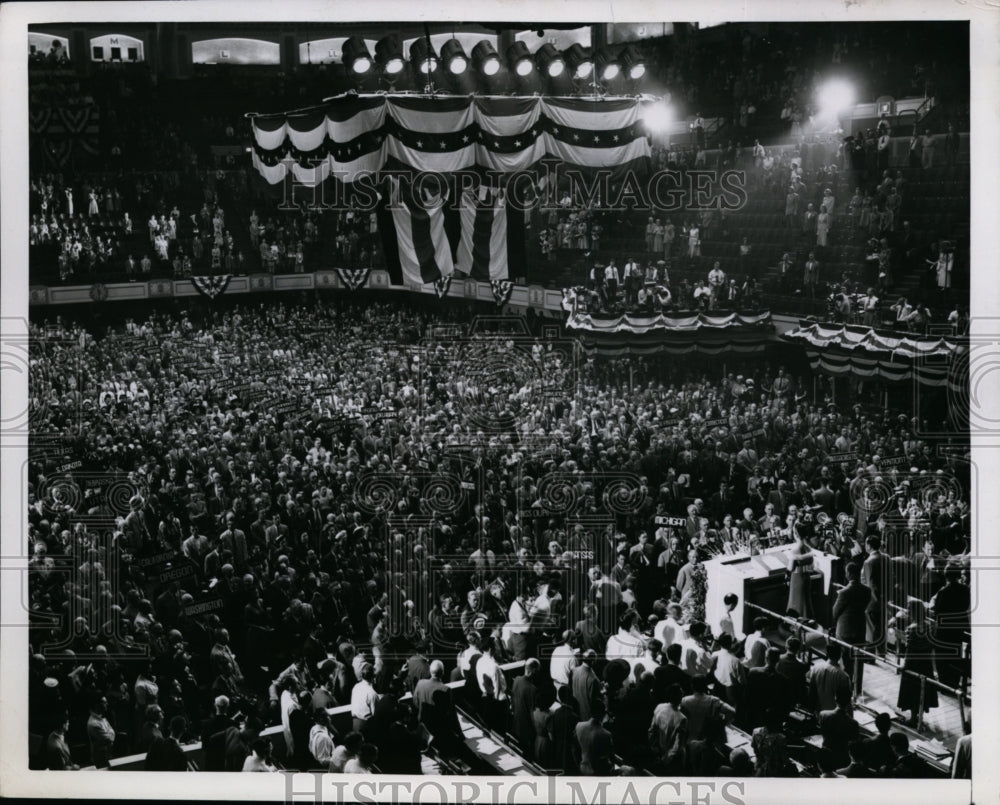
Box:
[704,545,840,637]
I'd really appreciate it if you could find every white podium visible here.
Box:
[704,544,840,638]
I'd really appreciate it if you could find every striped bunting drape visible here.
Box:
[250,95,651,186]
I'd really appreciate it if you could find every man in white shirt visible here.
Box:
[605,611,645,664]
[679,621,713,677]
[711,632,745,705]
[476,638,507,701]
[549,630,579,689]
[743,617,770,668]
[654,602,685,650]
[622,257,640,306]
[350,663,380,735]
[308,710,335,766]
[604,260,620,305]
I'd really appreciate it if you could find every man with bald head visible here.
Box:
[412,659,460,744]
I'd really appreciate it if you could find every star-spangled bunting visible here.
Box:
[433,277,452,299]
[490,280,515,308]
[250,95,650,184]
[335,267,371,291]
[191,275,231,300]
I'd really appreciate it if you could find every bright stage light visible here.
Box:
[596,51,619,81]
[506,41,534,77]
[472,40,501,76]
[565,44,593,80]
[535,43,565,78]
[441,39,468,75]
[374,35,404,75]
[409,38,438,75]
[817,78,856,115]
[342,37,373,75]
[641,102,673,133]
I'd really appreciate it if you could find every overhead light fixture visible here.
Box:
[564,43,593,80]
[409,38,438,74]
[374,34,404,75]
[342,37,373,75]
[595,50,619,81]
[620,44,645,80]
[441,39,469,75]
[472,39,501,76]
[535,43,565,78]
[506,41,534,77]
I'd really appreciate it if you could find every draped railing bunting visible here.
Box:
[565,310,773,334]
[782,322,960,359]
[782,322,965,387]
[249,95,652,186]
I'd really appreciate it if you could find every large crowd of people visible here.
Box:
[26,297,970,776]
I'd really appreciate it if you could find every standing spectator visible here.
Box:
[86,695,116,769]
[751,708,792,777]
[574,698,614,775]
[648,683,688,774]
[920,129,936,169]
[350,662,380,736]
[604,259,620,307]
[511,659,540,759]
[570,649,601,722]
[146,715,189,771]
[803,252,820,297]
[832,562,873,689]
[784,186,800,230]
[816,205,830,248]
[806,643,852,714]
[944,122,961,168]
[818,693,860,769]
[687,222,701,259]
[45,714,79,770]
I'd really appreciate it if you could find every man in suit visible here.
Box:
[767,480,790,518]
[86,695,116,769]
[746,647,791,728]
[574,604,608,655]
[145,715,189,771]
[403,641,432,692]
[200,695,234,771]
[832,561,873,689]
[818,692,860,769]
[880,732,931,778]
[549,685,580,774]
[412,660,462,750]
[575,698,614,775]
[836,741,873,778]
[806,643,852,714]
[570,650,602,722]
[861,536,889,656]
[511,658,540,759]
[862,712,895,771]
[775,636,809,709]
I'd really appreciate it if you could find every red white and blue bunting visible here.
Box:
[191,275,231,300]
[335,267,371,291]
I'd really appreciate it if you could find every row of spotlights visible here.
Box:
[341,34,645,81]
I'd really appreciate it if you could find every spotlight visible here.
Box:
[535,43,565,78]
[506,41,534,77]
[409,38,438,74]
[472,40,501,76]
[640,102,672,133]
[441,38,469,75]
[816,78,856,115]
[564,44,593,80]
[342,37,373,75]
[620,44,645,80]
[595,50,619,81]
[374,34,404,75]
